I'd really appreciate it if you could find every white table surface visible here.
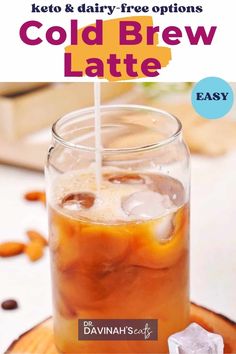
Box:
[0,151,236,353]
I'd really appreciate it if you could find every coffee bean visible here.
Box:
[1,299,18,310]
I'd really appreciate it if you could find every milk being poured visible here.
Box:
[94,82,102,189]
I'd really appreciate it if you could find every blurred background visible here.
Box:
[0,82,236,352]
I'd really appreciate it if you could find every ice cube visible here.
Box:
[155,213,174,242]
[108,174,145,185]
[122,191,173,220]
[61,192,95,211]
[168,323,224,354]
[148,174,185,207]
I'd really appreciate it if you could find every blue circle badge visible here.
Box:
[191,77,234,119]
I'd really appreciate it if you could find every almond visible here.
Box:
[24,191,46,205]
[24,241,44,262]
[0,242,25,257]
[26,230,48,246]
[39,192,46,206]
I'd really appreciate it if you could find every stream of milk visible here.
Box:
[94,82,102,189]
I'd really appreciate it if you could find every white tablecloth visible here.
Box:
[0,152,236,353]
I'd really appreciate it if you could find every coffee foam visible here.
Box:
[51,167,178,223]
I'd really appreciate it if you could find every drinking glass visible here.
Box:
[46,105,190,353]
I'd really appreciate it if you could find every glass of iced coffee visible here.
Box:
[46,105,190,353]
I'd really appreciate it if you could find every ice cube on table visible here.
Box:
[122,191,173,220]
[168,323,224,354]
